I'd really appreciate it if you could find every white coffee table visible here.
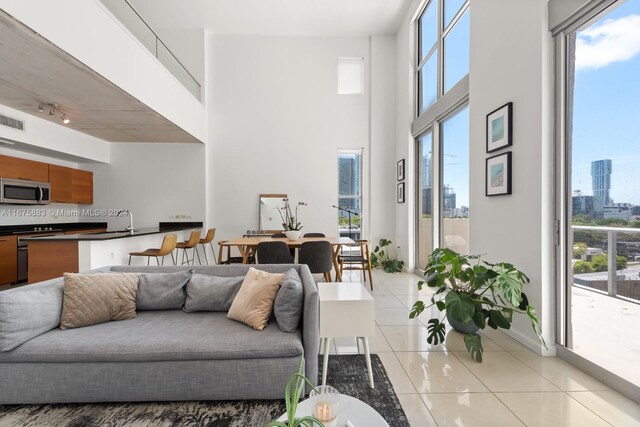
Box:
[276,395,389,426]
[318,282,375,388]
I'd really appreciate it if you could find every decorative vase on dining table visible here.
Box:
[285,230,302,240]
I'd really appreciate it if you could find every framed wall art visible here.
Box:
[486,102,512,153]
[397,182,405,203]
[486,152,512,196]
[397,159,405,181]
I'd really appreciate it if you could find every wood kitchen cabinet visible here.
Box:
[49,165,93,204]
[48,165,73,203]
[0,154,48,182]
[71,169,93,204]
[0,235,17,285]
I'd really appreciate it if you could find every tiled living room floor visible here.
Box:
[331,271,640,427]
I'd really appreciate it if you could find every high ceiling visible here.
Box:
[0,11,201,143]
[127,0,411,37]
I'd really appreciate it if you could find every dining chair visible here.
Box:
[128,234,177,266]
[338,239,374,290]
[218,240,255,264]
[198,228,217,265]
[257,241,294,264]
[176,230,202,265]
[303,233,326,237]
[299,241,333,282]
[271,232,296,258]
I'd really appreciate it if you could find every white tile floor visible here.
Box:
[331,270,640,427]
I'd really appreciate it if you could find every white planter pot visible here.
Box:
[285,230,302,240]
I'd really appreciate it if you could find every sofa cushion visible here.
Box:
[227,268,284,331]
[0,311,303,363]
[136,270,193,310]
[273,269,304,333]
[60,273,139,330]
[183,274,244,312]
[0,278,64,352]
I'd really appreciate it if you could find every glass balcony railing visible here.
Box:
[100,0,201,101]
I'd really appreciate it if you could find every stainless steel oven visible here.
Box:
[0,178,51,205]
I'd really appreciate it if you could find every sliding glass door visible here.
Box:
[416,131,434,269]
[558,0,640,389]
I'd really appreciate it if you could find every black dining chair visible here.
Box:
[303,233,326,238]
[257,241,294,264]
[299,241,334,282]
[271,233,287,238]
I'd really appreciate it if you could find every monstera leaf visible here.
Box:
[444,292,476,324]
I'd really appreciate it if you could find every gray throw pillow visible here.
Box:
[0,278,63,352]
[136,270,193,310]
[184,274,245,312]
[273,269,304,333]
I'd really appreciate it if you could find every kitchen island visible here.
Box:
[22,222,202,283]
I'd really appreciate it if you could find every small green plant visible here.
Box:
[573,261,595,274]
[410,248,546,362]
[591,254,627,272]
[268,355,323,427]
[572,243,588,258]
[370,238,405,273]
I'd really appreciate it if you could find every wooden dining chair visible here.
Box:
[128,234,177,266]
[299,241,333,282]
[257,241,294,264]
[338,239,374,290]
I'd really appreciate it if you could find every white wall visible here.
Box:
[395,1,419,269]
[85,143,206,229]
[468,0,554,354]
[394,0,555,353]
[0,0,207,143]
[370,35,398,248]
[209,34,396,242]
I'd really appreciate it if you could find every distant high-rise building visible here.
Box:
[591,159,612,216]
[422,154,432,189]
[443,185,456,216]
[572,194,594,216]
[338,155,361,197]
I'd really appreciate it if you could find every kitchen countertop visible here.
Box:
[0,222,109,236]
[21,222,203,242]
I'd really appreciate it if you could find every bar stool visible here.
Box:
[128,234,177,266]
[176,230,202,265]
[198,228,217,265]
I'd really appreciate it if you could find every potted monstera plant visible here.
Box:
[410,248,545,362]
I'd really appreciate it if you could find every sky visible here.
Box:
[571,0,640,205]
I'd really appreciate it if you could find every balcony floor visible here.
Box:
[571,286,640,386]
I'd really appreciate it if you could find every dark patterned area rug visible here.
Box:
[0,355,409,427]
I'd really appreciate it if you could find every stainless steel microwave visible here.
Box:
[0,178,51,205]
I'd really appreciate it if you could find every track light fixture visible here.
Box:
[38,102,70,124]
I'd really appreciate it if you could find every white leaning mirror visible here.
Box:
[259,194,286,232]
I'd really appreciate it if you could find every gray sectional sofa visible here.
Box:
[0,264,319,404]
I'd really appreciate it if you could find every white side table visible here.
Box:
[319,282,375,388]
[277,395,389,426]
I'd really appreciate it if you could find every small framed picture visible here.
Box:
[486,152,512,196]
[397,159,405,181]
[397,182,405,203]
[486,102,513,153]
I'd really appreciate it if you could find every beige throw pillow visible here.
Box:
[227,267,284,330]
[60,273,139,330]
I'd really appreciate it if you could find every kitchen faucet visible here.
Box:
[117,209,134,233]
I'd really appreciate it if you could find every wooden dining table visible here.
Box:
[217,236,356,281]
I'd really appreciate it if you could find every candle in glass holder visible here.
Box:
[314,401,336,421]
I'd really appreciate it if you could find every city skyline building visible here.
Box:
[591,159,612,216]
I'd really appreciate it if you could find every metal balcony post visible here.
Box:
[607,230,617,297]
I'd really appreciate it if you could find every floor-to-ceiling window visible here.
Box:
[414,0,470,269]
[338,150,362,240]
[556,0,640,393]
